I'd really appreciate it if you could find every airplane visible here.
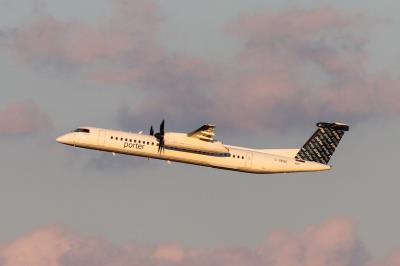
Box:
[56,121,349,174]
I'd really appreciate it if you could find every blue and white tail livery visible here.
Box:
[295,122,350,165]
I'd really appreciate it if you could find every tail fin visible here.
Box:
[295,122,349,165]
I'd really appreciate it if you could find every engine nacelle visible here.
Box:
[164,133,228,154]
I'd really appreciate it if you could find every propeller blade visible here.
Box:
[154,120,165,154]
[150,126,154,136]
[160,120,165,134]
[158,139,164,152]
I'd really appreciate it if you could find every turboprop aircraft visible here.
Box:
[56,121,349,174]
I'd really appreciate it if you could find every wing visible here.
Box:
[187,124,216,142]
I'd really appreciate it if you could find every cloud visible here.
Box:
[257,218,368,266]
[0,101,52,137]
[5,3,400,132]
[11,0,161,66]
[0,224,73,266]
[213,7,399,131]
[8,0,216,134]
[2,217,398,266]
[115,6,400,132]
[366,252,400,266]
[153,244,185,263]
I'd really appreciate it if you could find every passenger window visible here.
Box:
[134,140,136,143]
[110,136,113,139]
[138,140,141,143]
[242,156,244,159]
[129,139,132,142]
[233,155,235,158]
[147,142,149,145]
[151,142,154,145]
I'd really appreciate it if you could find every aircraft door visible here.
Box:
[97,129,105,148]
[245,152,253,169]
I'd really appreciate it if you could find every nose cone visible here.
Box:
[56,133,74,145]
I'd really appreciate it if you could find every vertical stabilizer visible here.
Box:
[295,122,349,165]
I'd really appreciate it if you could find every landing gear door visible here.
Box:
[97,129,105,148]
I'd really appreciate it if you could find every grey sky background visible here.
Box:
[1,0,400,263]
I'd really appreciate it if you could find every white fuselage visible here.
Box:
[57,127,330,174]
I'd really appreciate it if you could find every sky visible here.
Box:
[1,0,400,265]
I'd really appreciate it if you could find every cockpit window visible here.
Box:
[73,128,90,133]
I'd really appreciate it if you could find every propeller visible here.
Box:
[150,126,154,136]
[154,120,165,153]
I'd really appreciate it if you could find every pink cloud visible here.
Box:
[1,217,397,266]
[366,252,400,266]
[0,101,52,137]
[12,0,161,67]
[0,224,73,266]
[7,3,400,132]
[257,218,362,266]
[12,15,67,64]
[117,7,400,132]
[153,244,185,263]
[207,7,399,130]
